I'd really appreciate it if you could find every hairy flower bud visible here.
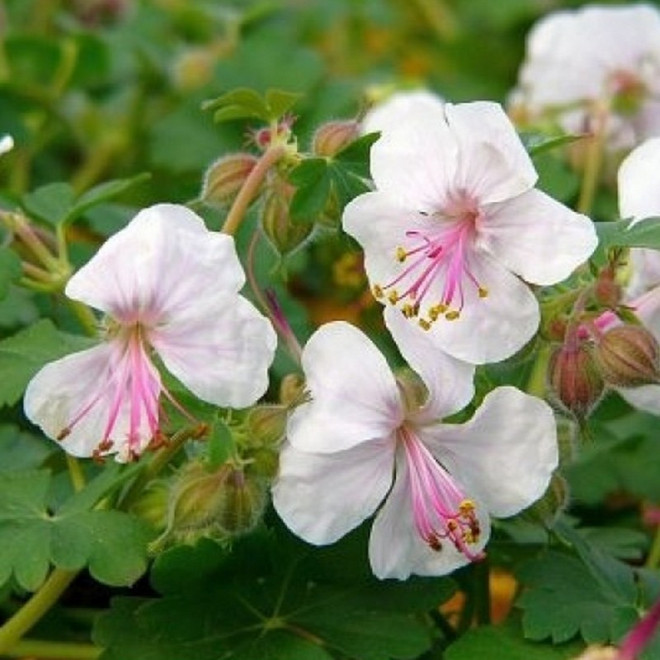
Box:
[312,119,360,157]
[201,153,257,206]
[594,325,660,387]
[261,181,313,255]
[594,267,622,308]
[246,404,287,447]
[156,461,267,548]
[524,473,569,526]
[549,342,605,419]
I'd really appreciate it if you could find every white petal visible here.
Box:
[23,344,157,459]
[361,90,445,136]
[287,322,402,453]
[368,451,490,580]
[480,189,597,285]
[0,135,14,156]
[368,99,458,210]
[445,102,537,204]
[424,386,558,518]
[617,384,660,416]
[66,204,245,320]
[386,255,540,364]
[630,286,660,336]
[272,439,394,545]
[626,248,660,297]
[618,138,660,221]
[384,308,475,420]
[150,294,276,409]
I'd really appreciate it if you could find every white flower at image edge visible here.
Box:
[343,100,597,364]
[272,320,558,579]
[618,137,660,297]
[0,134,14,156]
[24,204,277,461]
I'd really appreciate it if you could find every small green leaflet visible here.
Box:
[202,88,301,123]
[521,131,588,157]
[21,173,150,227]
[0,464,151,591]
[596,217,660,252]
[0,318,94,407]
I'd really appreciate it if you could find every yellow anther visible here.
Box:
[459,499,476,513]
[418,318,431,331]
[396,246,407,262]
[373,285,384,299]
[388,290,399,305]
[478,287,488,298]
[445,310,460,321]
[402,303,419,318]
[447,519,458,530]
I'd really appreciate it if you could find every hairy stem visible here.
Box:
[3,638,100,659]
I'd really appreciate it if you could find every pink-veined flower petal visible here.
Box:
[369,101,458,210]
[287,322,403,454]
[385,254,540,364]
[368,451,490,579]
[423,386,558,517]
[66,204,245,322]
[272,438,395,545]
[150,294,276,409]
[384,308,475,420]
[480,188,597,285]
[24,343,160,460]
[445,102,538,204]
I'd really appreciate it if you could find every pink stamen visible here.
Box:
[399,426,484,560]
[377,198,487,323]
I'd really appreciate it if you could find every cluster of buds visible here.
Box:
[549,320,660,421]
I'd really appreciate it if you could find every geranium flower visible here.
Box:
[512,4,660,150]
[24,204,276,461]
[272,320,557,579]
[618,137,660,297]
[361,89,444,136]
[343,100,597,364]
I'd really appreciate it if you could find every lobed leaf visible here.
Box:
[0,245,22,300]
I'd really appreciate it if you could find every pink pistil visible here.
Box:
[378,200,487,324]
[399,426,483,559]
[618,596,660,660]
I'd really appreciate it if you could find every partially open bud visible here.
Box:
[201,153,258,206]
[280,373,306,407]
[261,180,313,255]
[549,342,605,419]
[594,325,660,387]
[594,266,621,308]
[312,119,360,157]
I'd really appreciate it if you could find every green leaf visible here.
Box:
[446,622,585,660]
[264,88,302,120]
[0,423,55,472]
[289,159,331,223]
[204,419,235,470]
[62,173,151,226]
[0,467,151,590]
[333,131,380,178]
[0,246,22,300]
[0,319,94,407]
[522,131,588,157]
[596,217,660,252]
[516,549,637,644]
[94,531,453,660]
[203,87,270,123]
[22,182,76,226]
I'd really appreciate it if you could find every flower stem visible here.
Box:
[66,454,86,492]
[222,144,286,236]
[3,638,100,659]
[0,569,78,656]
[577,101,609,216]
[646,525,660,569]
[619,596,660,660]
[526,341,552,398]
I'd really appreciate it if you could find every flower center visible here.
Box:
[57,324,183,461]
[399,425,484,560]
[373,193,488,330]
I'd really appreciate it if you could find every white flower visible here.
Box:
[272,321,558,579]
[343,100,597,364]
[361,89,444,136]
[513,4,660,150]
[24,204,277,461]
[0,134,13,156]
[618,138,660,297]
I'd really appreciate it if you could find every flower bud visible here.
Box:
[594,325,660,387]
[280,373,306,406]
[158,461,267,548]
[246,404,287,447]
[312,120,360,157]
[128,479,169,532]
[549,342,605,419]
[594,267,622,308]
[261,182,313,255]
[201,153,257,206]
